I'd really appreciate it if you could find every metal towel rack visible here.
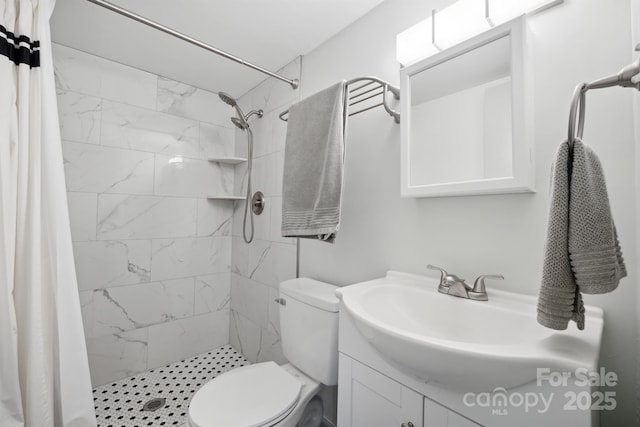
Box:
[279,76,400,123]
[568,46,640,149]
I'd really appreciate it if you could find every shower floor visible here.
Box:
[93,344,248,427]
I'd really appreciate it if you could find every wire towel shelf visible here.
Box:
[279,76,401,123]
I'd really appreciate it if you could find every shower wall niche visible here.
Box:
[54,44,236,386]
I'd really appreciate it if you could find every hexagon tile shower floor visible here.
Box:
[92,345,248,427]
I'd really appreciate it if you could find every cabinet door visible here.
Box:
[338,354,423,427]
[424,398,482,427]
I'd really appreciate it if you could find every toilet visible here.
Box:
[187,277,339,427]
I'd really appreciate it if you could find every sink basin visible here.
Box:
[336,271,603,392]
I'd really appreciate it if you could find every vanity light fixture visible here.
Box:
[396,0,563,66]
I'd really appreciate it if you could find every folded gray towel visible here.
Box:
[538,139,626,330]
[281,81,347,243]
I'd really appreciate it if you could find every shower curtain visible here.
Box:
[0,0,96,426]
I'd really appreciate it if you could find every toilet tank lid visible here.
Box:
[280,278,339,312]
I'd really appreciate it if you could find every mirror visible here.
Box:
[400,16,534,198]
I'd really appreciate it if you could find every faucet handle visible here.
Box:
[472,274,504,293]
[426,264,448,285]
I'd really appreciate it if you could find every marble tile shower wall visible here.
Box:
[53,44,236,386]
[229,57,301,364]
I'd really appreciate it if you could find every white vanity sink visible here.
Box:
[336,271,603,392]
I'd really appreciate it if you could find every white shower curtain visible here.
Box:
[0,0,96,426]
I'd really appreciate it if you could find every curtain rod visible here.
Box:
[86,0,300,89]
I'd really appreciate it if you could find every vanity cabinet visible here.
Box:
[336,273,600,427]
[338,354,481,427]
[424,398,481,427]
[338,354,423,427]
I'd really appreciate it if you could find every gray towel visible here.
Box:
[281,81,347,242]
[537,139,626,330]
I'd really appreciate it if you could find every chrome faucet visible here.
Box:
[427,265,503,301]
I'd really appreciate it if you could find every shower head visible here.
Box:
[218,91,238,107]
[230,110,264,129]
[231,116,248,130]
[219,91,263,130]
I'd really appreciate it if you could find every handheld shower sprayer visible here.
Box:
[217,91,238,107]
[217,91,264,244]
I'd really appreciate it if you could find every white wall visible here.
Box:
[54,44,234,386]
[297,0,637,425]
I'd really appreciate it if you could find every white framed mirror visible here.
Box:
[400,16,534,198]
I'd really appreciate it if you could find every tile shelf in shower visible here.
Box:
[208,157,247,165]
[207,157,247,200]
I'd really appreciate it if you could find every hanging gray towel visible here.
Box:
[281,81,347,243]
[537,139,626,330]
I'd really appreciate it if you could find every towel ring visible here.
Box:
[568,82,587,148]
[566,49,640,150]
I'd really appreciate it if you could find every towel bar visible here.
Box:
[279,76,400,123]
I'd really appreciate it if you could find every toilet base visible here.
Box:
[296,395,323,427]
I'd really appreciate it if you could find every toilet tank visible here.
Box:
[279,278,339,386]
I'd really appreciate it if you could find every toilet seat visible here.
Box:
[188,362,302,427]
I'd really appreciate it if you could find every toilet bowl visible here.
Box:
[187,278,339,427]
[187,363,321,427]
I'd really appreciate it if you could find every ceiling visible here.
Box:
[50,0,385,96]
